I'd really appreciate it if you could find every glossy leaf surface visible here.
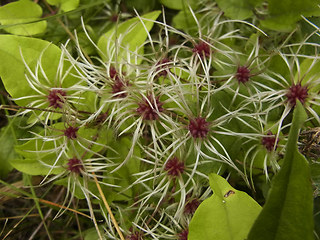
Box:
[0,0,46,35]
[188,173,261,240]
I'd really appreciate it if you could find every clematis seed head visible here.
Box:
[188,117,210,139]
[67,157,83,174]
[261,131,278,152]
[286,83,308,106]
[192,41,211,58]
[136,95,164,121]
[164,157,185,178]
[47,89,66,108]
[236,66,250,84]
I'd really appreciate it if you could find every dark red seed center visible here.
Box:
[109,66,118,79]
[67,158,83,174]
[136,95,164,121]
[111,79,128,98]
[64,126,79,139]
[188,117,210,139]
[184,198,200,215]
[261,131,278,152]
[286,83,308,106]
[192,41,211,58]
[178,229,189,240]
[164,157,185,177]
[126,231,143,240]
[47,89,67,108]
[236,66,250,83]
[109,67,128,98]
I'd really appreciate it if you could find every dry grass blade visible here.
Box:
[92,172,125,240]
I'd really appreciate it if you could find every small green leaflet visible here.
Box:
[188,173,261,240]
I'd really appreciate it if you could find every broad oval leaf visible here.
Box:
[247,101,314,240]
[188,173,262,240]
[0,0,46,35]
[10,156,64,176]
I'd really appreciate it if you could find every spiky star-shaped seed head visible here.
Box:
[47,89,66,108]
[261,131,278,152]
[192,41,211,58]
[188,117,210,139]
[64,126,79,139]
[164,157,185,178]
[67,158,83,174]
[286,83,308,106]
[236,66,250,84]
[109,66,118,79]
[136,95,164,121]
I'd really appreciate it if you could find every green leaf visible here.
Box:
[0,130,15,178]
[188,173,262,240]
[0,0,46,35]
[216,0,262,20]
[97,11,161,64]
[247,101,313,240]
[159,0,197,10]
[10,156,64,176]
[0,117,26,178]
[172,9,199,32]
[83,226,104,240]
[261,0,320,31]
[46,0,79,12]
[296,58,320,92]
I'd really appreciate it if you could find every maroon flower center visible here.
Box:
[109,67,128,98]
[184,198,200,215]
[64,126,79,139]
[47,89,66,108]
[111,79,128,98]
[261,131,278,152]
[126,231,143,240]
[178,229,189,240]
[193,41,211,58]
[67,158,83,174]
[110,14,119,22]
[136,95,164,121]
[188,117,210,139]
[286,83,308,106]
[109,66,118,79]
[236,66,250,83]
[164,157,185,177]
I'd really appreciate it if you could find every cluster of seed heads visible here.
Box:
[12,7,320,239]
